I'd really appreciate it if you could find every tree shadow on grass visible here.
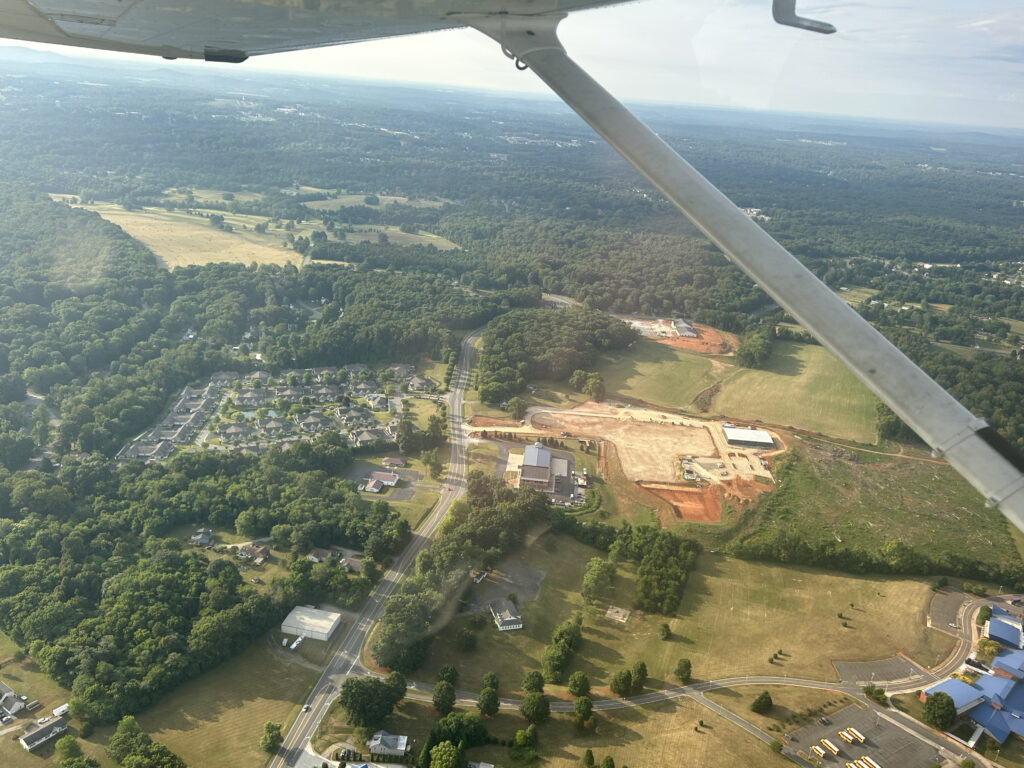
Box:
[765,342,806,378]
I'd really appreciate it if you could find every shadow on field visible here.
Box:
[766,344,806,377]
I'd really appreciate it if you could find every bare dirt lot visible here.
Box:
[643,483,723,523]
[659,323,737,355]
[533,403,716,483]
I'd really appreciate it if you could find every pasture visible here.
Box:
[138,639,318,768]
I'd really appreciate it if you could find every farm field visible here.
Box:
[71,202,304,268]
[710,341,878,443]
[598,340,720,407]
[138,639,318,768]
[303,193,446,210]
[737,438,1022,574]
[416,537,951,699]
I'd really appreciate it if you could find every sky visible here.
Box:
[6,0,1024,129]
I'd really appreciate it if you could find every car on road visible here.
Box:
[302,704,310,712]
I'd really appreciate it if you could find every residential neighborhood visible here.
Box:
[117,363,441,461]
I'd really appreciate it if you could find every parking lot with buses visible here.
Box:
[788,705,945,768]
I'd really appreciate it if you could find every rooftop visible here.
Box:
[523,441,551,468]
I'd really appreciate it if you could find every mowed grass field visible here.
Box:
[137,639,319,768]
[596,338,877,443]
[415,536,950,700]
[599,341,720,407]
[705,686,862,736]
[711,341,878,443]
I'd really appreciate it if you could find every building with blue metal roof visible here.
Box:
[987,606,1024,650]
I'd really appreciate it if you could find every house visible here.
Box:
[366,730,409,757]
[0,680,24,717]
[519,442,552,490]
[369,471,399,487]
[20,717,68,751]
[52,703,69,718]
[306,547,334,563]
[366,393,388,411]
[218,423,254,443]
[189,528,213,546]
[209,371,238,386]
[489,599,523,631]
[388,363,414,378]
[351,428,387,448]
[382,456,406,468]
[239,544,270,564]
[364,479,383,494]
[296,412,331,432]
[341,556,363,573]
[312,385,341,403]
[408,375,437,392]
[258,417,292,436]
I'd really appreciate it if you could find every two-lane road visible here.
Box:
[270,329,481,768]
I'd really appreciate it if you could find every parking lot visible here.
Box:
[787,705,946,768]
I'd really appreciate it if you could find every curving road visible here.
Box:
[269,329,481,768]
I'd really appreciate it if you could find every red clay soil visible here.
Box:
[658,323,737,355]
[642,483,723,523]
[469,416,519,427]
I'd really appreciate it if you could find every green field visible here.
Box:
[415,535,952,699]
[317,697,791,768]
[598,341,719,408]
[705,686,862,737]
[711,341,878,442]
[138,639,319,768]
[593,337,878,443]
[736,438,1023,574]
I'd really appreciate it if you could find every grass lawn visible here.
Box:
[0,632,116,768]
[387,487,441,530]
[711,341,878,443]
[466,441,501,475]
[704,686,863,737]
[404,397,444,432]
[598,340,719,408]
[319,698,792,768]
[736,438,1023,575]
[137,639,319,768]
[835,286,879,306]
[976,733,1024,768]
[414,535,950,702]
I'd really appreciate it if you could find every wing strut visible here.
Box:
[457,12,1024,532]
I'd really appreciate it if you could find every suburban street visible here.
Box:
[269,329,480,768]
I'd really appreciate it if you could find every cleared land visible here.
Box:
[304,193,445,210]
[137,639,319,768]
[533,403,715,483]
[738,438,1023,573]
[711,341,878,443]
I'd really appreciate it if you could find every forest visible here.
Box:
[0,436,405,724]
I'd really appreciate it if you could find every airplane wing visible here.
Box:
[0,0,626,61]
[3,0,1024,531]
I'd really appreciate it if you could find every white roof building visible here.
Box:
[722,426,775,447]
[366,730,409,756]
[281,606,342,642]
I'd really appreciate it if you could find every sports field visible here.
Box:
[707,341,877,443]
[138,639,319,768]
